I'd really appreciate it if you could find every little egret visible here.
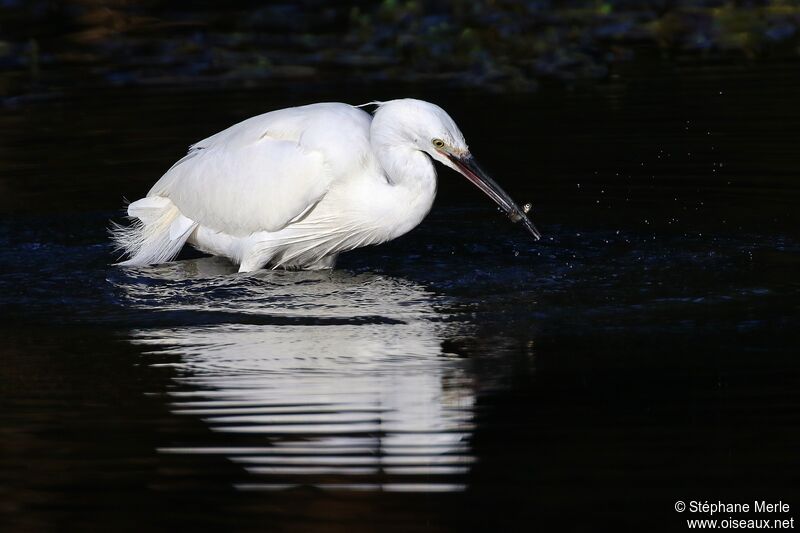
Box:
[112,98,540,272]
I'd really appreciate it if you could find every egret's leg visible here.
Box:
[267,253,338,271]
[190,225,244,264]
[305,254,338,270]
[238,254,268,273]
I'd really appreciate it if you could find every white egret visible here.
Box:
[112,98,540,272]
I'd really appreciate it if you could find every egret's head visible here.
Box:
[369,99,469,166]
[369,98,541,240]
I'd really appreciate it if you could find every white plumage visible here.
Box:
[112,98,539,272]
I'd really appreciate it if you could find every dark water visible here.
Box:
[1,62,799,531]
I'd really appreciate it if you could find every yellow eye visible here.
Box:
[432,139,445,149]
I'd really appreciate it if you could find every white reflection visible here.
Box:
[118,257,475,493]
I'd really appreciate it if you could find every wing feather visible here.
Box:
[145,103,372,237]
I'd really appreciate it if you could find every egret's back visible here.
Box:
[150,103,374,236]
[112,103,376,268]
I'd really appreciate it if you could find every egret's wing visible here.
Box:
[146,108,332,237]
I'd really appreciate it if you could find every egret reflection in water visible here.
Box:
[112,257,476,492]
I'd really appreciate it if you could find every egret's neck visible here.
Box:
[379,143,435,183]
[370,132,438,240]
[371,115,436,184]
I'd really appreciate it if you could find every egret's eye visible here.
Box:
[432,139,445,149]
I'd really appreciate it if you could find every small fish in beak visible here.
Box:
[448,154,542,240]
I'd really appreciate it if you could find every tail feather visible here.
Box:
[127,195,171,224]
[110,196,197,266]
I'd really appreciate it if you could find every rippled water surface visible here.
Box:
[2,63,799,531]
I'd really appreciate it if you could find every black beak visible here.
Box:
[449,154,541,240]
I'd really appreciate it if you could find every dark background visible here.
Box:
[3,0,800,98]
[1,2,799,532]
